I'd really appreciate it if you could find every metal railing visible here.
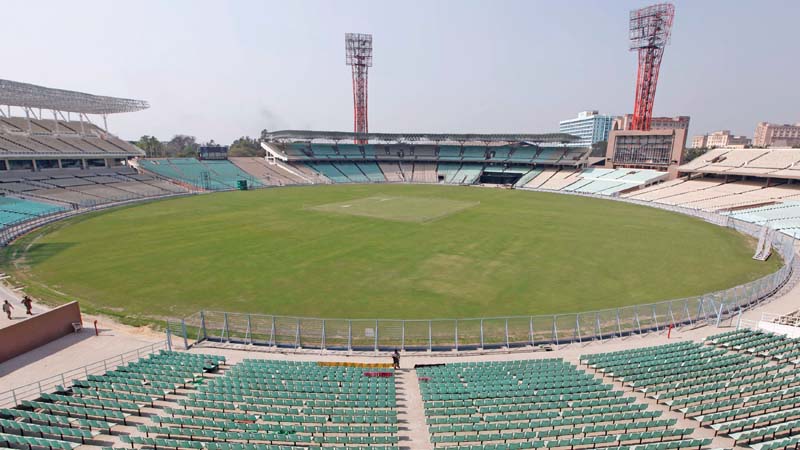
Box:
[171,189,797,352]
[0,191,196,247]
[0,340,166,409]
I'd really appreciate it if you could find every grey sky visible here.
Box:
[3,0,797,143]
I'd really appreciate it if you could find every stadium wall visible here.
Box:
[0,301,81,362]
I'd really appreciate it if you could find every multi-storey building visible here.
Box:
[753,122,800,147]
[558,111,614,146]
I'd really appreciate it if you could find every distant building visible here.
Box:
[705,130,750,148]
[753,122,800,147]
[606,128,686,179]
[559,111,614,146]
[691,130,750,149]
[691,135,707,149]
[613,114,690,148]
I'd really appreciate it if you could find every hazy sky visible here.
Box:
[3,0,798,143]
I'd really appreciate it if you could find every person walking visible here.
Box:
[392,349,400,370]
[2,300,13,320]
[21,296,33,316]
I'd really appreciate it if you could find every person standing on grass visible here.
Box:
[2,300,13,319]
[21,296,33,315]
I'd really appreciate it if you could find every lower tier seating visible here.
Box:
[418,359,698,449]
[582,336,800,449]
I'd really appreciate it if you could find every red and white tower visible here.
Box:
[628,3,675,131]
[345,33,372,144]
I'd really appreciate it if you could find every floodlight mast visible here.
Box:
[628,3,675,131]
[345,33,372,144]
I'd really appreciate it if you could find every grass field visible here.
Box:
[1,184,781,323]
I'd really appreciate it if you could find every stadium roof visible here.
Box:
[263,130,581,144]
[0,79,149,115]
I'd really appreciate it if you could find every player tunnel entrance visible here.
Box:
[480,171,522,185]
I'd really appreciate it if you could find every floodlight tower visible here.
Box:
[345,33,372,144]
[628,3,675,131]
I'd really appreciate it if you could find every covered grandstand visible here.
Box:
[0,80,192,242]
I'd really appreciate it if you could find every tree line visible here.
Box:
[133,130,268,158]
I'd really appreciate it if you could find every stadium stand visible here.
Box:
[305,162,350,183]
[419,359,701,449]
[538,169,583,190]
[355,162,386,182]
[0,167,188,209]
[0,197,64,227]
[436,163,462,184]
[229,157,307,186]
[724,202,800,237]
[1,351,224,450]
[582,337,800,450]
[139,159,261,191]
[378,162,405,182]
[152,359,400,448]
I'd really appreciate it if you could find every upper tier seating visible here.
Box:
[0,118,143,157]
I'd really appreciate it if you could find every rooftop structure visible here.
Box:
[0,79,149,115]
[261,129,581,145]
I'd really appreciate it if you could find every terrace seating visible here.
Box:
[412,163,438,183]
[229,158,308,186]
[513,168,543,188]
[378,162,405,182]
[452,164,484,184]
[706,328,800,364]
[356,162,386,182]
[419,359,696,449]
[0,197,65,226]
[438,146,462,161]
[509,148,537,163]
[333,162,371,183]
[337,144,363,159]
[0,117,142,157]
[487,147,511,162]
[538,169,582,190]
[533,148,567,163]
[462,146,487,162]
[142,360,400,448]
[437,163,461,183]
[582,341,800,448]
[140,159,259,191]
[306,162,349,183]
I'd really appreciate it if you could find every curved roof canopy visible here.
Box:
[263,130,580,144]
[0,79,149,115]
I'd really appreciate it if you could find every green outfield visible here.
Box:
[1,184,781,323]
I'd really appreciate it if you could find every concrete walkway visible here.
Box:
[395,368,433,450]
[0,274,48,329]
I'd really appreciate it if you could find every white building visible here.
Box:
[559,111,614,146]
